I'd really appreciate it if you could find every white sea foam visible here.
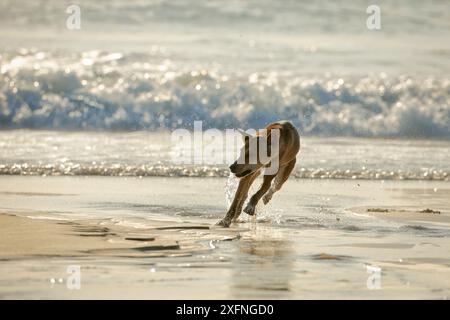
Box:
[0,50,449,138]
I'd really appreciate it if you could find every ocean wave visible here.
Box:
[1,0,448,35]
[1,50,449,138]
[0,163,448,180]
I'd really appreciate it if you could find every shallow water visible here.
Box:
[0,176,449,237]
[1,131,449,180]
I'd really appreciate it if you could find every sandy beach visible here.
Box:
[0,176,449,299]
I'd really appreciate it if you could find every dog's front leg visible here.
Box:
[217,172,259,227]
[216,202,239,228]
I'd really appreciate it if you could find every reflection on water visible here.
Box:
[230,227,294,299]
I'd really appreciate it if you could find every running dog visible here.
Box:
[217,121,300,227]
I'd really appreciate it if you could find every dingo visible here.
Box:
[217,121,300,227]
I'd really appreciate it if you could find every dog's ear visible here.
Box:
[236,129,253,141]
[265,125,282,156]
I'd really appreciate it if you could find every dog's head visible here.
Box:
[229,126,280,178]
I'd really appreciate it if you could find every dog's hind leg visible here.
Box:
[263,158,296,205]
[217,171,259,227]
[243,174,276,216]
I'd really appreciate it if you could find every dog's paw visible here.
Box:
[216,219,231,228]
[243,203,256,216]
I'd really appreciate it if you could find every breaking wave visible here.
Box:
[1,50,449,138]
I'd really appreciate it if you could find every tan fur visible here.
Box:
[217,121,300,227]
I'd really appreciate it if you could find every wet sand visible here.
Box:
[0,213,239,259]
[0,211,245,299]
[0,176,449,299]
[350,206,449,226]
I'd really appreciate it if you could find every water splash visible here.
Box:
[250,174,283,225]
[225,172,239,209]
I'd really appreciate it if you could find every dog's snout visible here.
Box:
[229,162,237,173]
